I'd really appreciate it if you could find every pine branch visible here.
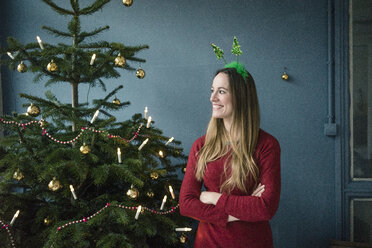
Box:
[41,0,74,15]
[79,26,110,42]
[42,25,73,38]
[79,0,111,15]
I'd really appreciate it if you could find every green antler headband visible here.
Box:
[211,36,249,80]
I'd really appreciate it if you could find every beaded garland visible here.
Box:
[0,219,16,248]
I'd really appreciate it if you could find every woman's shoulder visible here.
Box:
[257,129,280,151]
[192,135,206,150]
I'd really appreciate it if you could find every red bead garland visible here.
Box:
[0,220,16,248]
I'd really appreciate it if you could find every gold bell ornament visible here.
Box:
[13,168,24,181]
[27,103,41,117]
[281,72,289,80]
[150,172,159,180]
[47,60,58,72]
[146,190,154,198]
[80,143,91,154]
[48,177,62,191]
[136,68,145,79]
[17,61,28,73]
[122,0,133,7]
[179,234,188,244]
[112,97,121,105]
[114,53,126,67]
[126,186,139,199]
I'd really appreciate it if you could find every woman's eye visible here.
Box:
[219,90,225,94]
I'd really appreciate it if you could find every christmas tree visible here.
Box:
[0,1,190,247]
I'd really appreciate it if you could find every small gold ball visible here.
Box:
[281,73,289,80]
[80,143,91,154]
[115,54,126,67]
[146,191,154,198]
[136,68,145,79]
[44,218,52,226]
[126,187,139,199]
[27,103,41,117]
[122,0,133,6]
[182,167,186,173]
[17,61,28,73]
[13,168,24,181]
[48,177,62,191]
[112,97,121,105]
[47,60,58,72]
[150,172,159,180]
[180,234,188,243]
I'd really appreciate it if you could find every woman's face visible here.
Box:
[210,72,234,124]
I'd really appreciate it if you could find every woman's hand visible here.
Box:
[251,183,265,197]
[199,191,221,205]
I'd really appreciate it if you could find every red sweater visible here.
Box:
[179,129,281,248]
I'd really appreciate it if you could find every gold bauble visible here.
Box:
[27,103,41,117]
[114,54,126,67]
[122,0,133,6]
[47,60,58,72]
[80,143,91,154]
[112,97,121,105]
[136,68,145,79]
[146,190,154,198]
[150,172,159,180]
[44,218,52,226]
[48,177,62,191]
[17,61,28,73]
[126,187,139,199]
[180,234,188,243]
[281,72,289,80]
[13,168,24,181]
[182,167,186,173]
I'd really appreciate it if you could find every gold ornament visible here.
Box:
[180,234,188,243]
[136,68,145,79]
[126,187,139,199]
[281,72,289,80]
[114,54,126,67]
[47,60,58,72]
[17,61,28,73]
[27,103,41,117]
[13,168,24,181]
[112,97,121,105]
[122,0,133,7]
[146,190,154,198]
[48,177,62,191]
[44,218,52,226]
[80,143,91,154]
[182,167,186,173]
[150,172,159,180]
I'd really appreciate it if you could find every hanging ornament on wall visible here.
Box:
[27,103,41,117]
[122,0,133,7]
[114,53,126,67]
[146,190,154,198]
[281,67,289,80]
[136,68,145,79]
[48,177,62,191]
[150,172,159,180]
[80,143,91,154]
[17,61,28,73]
[44,218,52,226]
[179,234,188,243]
[13,168,24,181]
[112,97,121,106]
[126,186,139,199]
[47,60,58,72]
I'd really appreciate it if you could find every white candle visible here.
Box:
[146,116,152,128]
[165,137,174,146]
[90,110,100,124]
[158,150,164,158]
[144,106,148,119]
[160,195,167,210]
[69,185,77,200]
[138,138,149,151]
[10,210,20,225]
[117,147,122,163]
[90,53,96,65]
[7,52,14,60]
[36,36,44,50]
[135,205,142,220]
[169,185,175,199]
[175,227,192,232]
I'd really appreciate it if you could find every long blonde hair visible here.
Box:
[196,68,260,194]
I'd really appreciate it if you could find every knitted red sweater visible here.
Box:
[179,129,281,248]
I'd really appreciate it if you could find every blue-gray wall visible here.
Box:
[1,0,341,247]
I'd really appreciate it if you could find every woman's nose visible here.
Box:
[210,92,217,102]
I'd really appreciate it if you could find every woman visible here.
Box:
[179,64,281,248]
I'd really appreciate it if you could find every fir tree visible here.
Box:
[0,1,190,247]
